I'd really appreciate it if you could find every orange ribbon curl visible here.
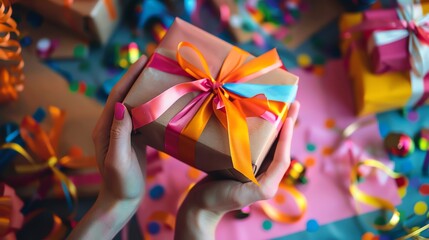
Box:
[0,106,97,213]
[0,1,24,103]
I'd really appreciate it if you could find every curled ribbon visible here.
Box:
[350,159,402,231]
[0,1,24,103]
[132,42,297,184]
[0,106,97,214]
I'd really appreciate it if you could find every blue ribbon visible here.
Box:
[223,83,298,103]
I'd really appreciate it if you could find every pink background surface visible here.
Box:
[136,60,401,239]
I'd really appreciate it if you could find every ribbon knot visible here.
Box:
[132,41,297,184]
[406,20,417,32]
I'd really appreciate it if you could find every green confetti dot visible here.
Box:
[306,143,316,152]
[73,44,88,58]
[262,220,272,231]
[78,60,91,71]
[85,85,97,97]
[69,81,79,92]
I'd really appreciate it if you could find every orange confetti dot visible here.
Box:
[274,193,285,204]
[145,42,157,56]
[304,156,316,167]
[312,65,325,76]
[324,118,336,129]
[187,167,201,180]
[322,146,334,156]
[361,232,374,240]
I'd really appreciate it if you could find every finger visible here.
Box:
[105,103,133,169]
[98,55,148,131]
[287,101,300,122]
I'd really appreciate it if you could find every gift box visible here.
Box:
[358,4,429,74]
[123,18,298,183]
[19,0,124,44]
[340,7,429,115]
[0,50,103,198]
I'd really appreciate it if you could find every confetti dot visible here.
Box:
[324,119,336,129]
[262,220,273,231]
[419,184,429,195]
[297,54,312,68]
[414,201,427,215]
[304,156,316,167]
[149,185,165,200]
[306,143,316,152]
[20,36,32,47]
[73,44,88,58]
[145,42,157,56]
[395,176,408,188]
[147,222,160,235]
[312,65,325,76]
[398,187,407,198]
[187,168,201,180]
[362,232,375,240]
[306,219,319,232]
[37,38,51,52]
[322,146,334,156]
[229,14,243,28]
[274,193,285,204]
[69,81,79,92]
[407,111,419,122]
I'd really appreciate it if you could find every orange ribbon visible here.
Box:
[0,106,97,214]
[174,42,287,184]
[0,1,24,103]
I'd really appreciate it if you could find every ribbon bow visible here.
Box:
[0,183,23,237]
[1,106,97,212]
[370,4,429,107]
[132,42,297,184]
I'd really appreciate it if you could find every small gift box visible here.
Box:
[124,18,298,183]
[19,0,124,43]
[340,5,429,115]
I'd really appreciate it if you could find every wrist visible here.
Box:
[175,198,224,240]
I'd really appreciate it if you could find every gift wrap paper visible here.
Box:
[123,18,298,182]
[19,0,123,43]
[0,50,102,198]
[136,60,401,239]
[340,11,429,116]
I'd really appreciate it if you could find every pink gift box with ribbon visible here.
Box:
[361,4,429,74]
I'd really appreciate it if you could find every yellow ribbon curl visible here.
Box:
[0,106,97,214]
[350,159,402,231]
[0,1,24,103]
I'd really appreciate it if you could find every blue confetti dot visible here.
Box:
[306,219,319,232]
[20,36,32,47]
[149,185,165,200]
[409,176,421,189]
[147,222,160,235]
[379,234,393,240]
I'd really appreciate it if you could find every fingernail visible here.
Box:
[114,102,125,120]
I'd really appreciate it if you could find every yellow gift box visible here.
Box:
[340,10,429,116]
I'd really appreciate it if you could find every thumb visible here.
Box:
[108,102,133,159]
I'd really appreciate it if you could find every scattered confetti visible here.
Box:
[407,110,419,122]
[312,65,325,76]
[297,54,312,68]
[149,185,165,200]
[262,220,273,231]
[306,143,316,152]
[398,187,407,198]
[274,193,285,204]
[304,156,316,168]
[306,219,319,232]
[20,36,32,47]
[324,118,336,129]
[73,44,88,58]
[414,201,427,215]
[69,81,79,92]
[409,176,421,189]
[361,232,375,240]
[322,146,334,156]
[418,129,429,151]
[395,176,408,189]
[419,184,429,196]
[383,133,415,157]
[147,221,160,235]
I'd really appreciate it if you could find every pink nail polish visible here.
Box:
[114,102,125,120]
